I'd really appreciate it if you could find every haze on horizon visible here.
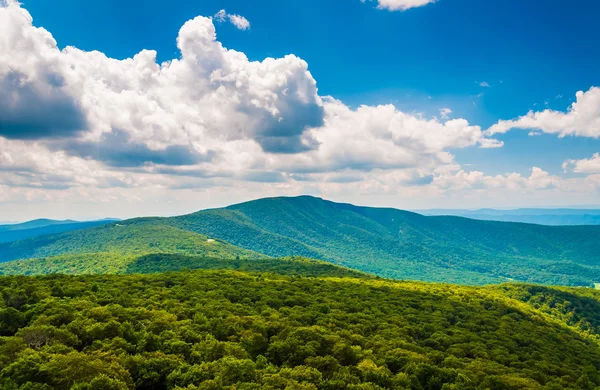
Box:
[1,0,599,221]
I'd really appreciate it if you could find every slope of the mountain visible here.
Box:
[0,253,369,279]
[491,283,600,343]
[0,223,262,263]
[162,196,600,285]
[0,220,119,243]
[1,270,600,389]
[2,196,600,286]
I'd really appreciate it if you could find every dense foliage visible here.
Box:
[1,270,600,389]
[0,254,370,279]
[492,284,600,343]
[1,196,600,286]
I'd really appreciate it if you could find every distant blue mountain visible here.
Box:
[0,219,77,232]
[415,208,600,226]
[0,219,120,243]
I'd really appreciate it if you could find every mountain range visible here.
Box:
[0,218,120,244]
[0,196,599,286]
[417,208,600,226]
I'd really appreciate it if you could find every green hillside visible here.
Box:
[1,270,600,389]
[1,196,599,286]
[0,223,261,263]
[491,284,600,343]
[0,254,369,279]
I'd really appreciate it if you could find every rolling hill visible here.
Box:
[1,196,599,286]
[0,223,261,263]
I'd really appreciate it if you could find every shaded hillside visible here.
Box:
[491,283,600,342]
[0,253,369,279]
[125,254,371,278]
[0,270,599,389]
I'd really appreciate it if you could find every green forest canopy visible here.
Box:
[0,255,371,279]
[1,267,600,389]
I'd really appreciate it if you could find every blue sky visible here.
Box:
[24,0,600,110]
[0,0,599,219]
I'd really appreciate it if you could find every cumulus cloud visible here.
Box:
[431,166,600,203]
[214,9,250,30]
[487,87,600,138]
[58,130,216,168]
[479,81,491,88]
[251,98,497,177]
[362,0,436,11]
[0,2,498,179]
[435,167,559,191]
[0,2,323,158]
[312,100,490,165]
[0,137,147,191]
[0,5,87,139]
[563,153,600,174]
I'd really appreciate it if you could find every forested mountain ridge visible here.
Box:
[165,196,600,285]
[0,224,261,263]
[1,196,600,286]
[1,270,600,389]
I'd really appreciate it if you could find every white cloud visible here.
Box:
[363,0,436,11]
[228,14,250,31]
[1,2,321,156]
[487,87,600,138]
[279,99,494,173]
[563,153,600,174]
[439,108,452,120]
[214,9,250,30]
[434,166,600,195]
[214,9,227,22]
[479,81,491,88]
